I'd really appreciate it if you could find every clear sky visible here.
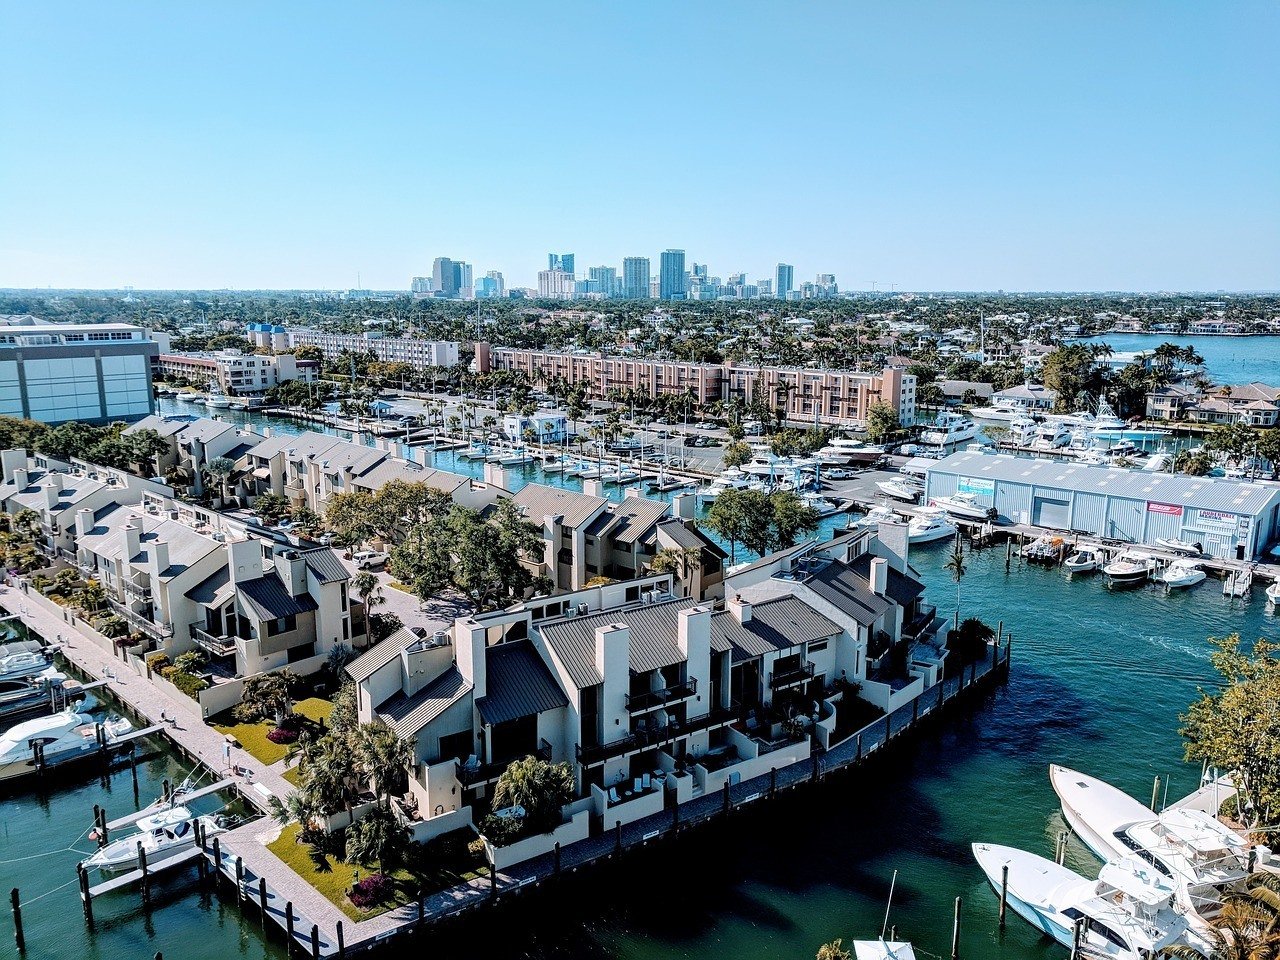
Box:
[2,2,1277,292]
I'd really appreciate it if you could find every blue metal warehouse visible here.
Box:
[924,451,1280,561]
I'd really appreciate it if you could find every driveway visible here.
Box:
[338,556,471,637]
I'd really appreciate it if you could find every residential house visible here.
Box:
[1185,383,1280,427]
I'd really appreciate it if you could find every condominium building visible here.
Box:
[155,350,317,395]
[0,318,158,425]
[484,347,917,426]
[281,328,460,369]
[245,323,291,352]
[538,269,575,299]
[775,263,794,300]
[659,249,686,300]
[622,257,650,299]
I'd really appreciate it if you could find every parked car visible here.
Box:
[352,550,389,570]
[824,468,856,479]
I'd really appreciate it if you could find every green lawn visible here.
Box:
[294,697,333,724]
[281,766,302,787]
[212,697,334,767]
[266,824,489,921]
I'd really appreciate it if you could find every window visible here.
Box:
[808,640,828,653]
[267,615,297,636]
[286,642,315,663]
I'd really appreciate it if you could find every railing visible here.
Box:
[108,597,174,639]
[122,578,152,600]
[770,662,816,691]
[457,739,555,787]
[191,625,237,658]
[576,706,735,767]
[904,604,941,641]
[625,677,698,713]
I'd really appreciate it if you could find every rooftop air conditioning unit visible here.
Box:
[564,608,578,618]
[577,602,589,615]
[431,630,450,645]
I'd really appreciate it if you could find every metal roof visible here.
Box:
[538,597,697,689]
[511,484,608,530]
[124,415,192,438]
[653,517,729,558]
[803,562,891,627]
[475,641,569,726]
[377,667,471,739]
[847,555,925,608]
[298,547,349,584]
[599,497,671,545]
[710,596,841,663]
[345,626,418,682]
[187,565,232,606]
[929,451,1280,515]
[236,573,318,620]
[78,506,222,574]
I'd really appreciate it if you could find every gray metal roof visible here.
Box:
[512,484,607,530]
[538,597,697,689]
[177,419,237,445]
[236,573,318,620]
[78,506,222,574]
[298,547,349,584]
[803,561,891,626]
[188,565,232,606]
[599,497,671,545]
[929,451,1280,515]
[377,667,471,739]
[653,517,729,559]
[345,626,417,682]
[476,641,569,726]
[124,415,191,438]
[847,555,925,608]
[710,596,841,663]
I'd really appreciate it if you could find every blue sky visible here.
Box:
[2,2,1276,292]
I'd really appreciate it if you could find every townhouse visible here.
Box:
[346,520,942,848]
[279,328,460,370]
[124,414,259,497]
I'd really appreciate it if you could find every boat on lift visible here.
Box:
[0,640,54,682]
[1157,559,1206,590]
[82,804,228,874]
[0,708,132,782]
[1154,538,1202,557]
[920,412,979,447]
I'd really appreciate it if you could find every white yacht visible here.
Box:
[602,467,641,485]
[1005,416,1039,447]
[0,708,132,782]
[970,396,1035,422]
[972,843,1192,959]
[203,382,232,409]
[1157,559,1206,590]
[497,447,532,467]
[907,511,957,544]
[875,478,921,503]
[1050,765,1267,935]
[927,492,991,521]
[1154,538,1202,556]
[826,437,886,465]
[696,470,751,501]
[82,804,226,874]
[1032,421,1072,450]
[0,640,54,681]
[849,505,902,532]
[800,493,845,517]
[920,413,979,447]
[1047,398,1127,432]
[538,453,568,473]
[1102,552,1157,587]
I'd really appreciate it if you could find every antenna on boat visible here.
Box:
[880,869,898,939]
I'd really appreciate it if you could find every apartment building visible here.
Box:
[346,523,940,848]
[282,328,460,370]
[124,414,259,496]
[0,318,159,425]
[155,350,317,395]
[484,347,917,427]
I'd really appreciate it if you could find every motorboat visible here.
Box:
[0,669,69,723]
[1021,535,1066,564]
[497,448,532,467]
[1032,421,1072,450]
[1154,538,1202,557]
[1266,580,1280,606]
[970,397,1035,422]
[0,708,132,782]
[1005,416,1039,447]
[1048,397,1127,432]
[696,470,751,501]
[203,387,232,410]
[603,467,641,485]
[0,640,54,681]
[1157,559,1206,590]
[538,454,568,473]
[907,511,957,544]
[850,940,917,960]
[1102,552,1157,586]
[82,804,227,874]
[800,493,845,518]
[577,464,607,480]
[875,478,920,503]
[920,413,979,447]
[928,493,991,521]
[610,438,643,454]
[826,437,886,464]
[459,443,491,460]
[849,505,902,532]
[1050,765,1268,933]
[972,842,1192,958]
[1063,548,1100,575]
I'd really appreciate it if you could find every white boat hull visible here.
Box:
[1049,765,1149,864]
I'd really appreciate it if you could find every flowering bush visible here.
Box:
[266,725,300,744]
[348,873,391,908]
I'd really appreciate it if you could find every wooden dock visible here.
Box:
[106,778,236,830]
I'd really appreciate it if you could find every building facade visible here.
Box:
[0,319,158,425]
[155,351,316,395]
[622,257,651,299]
[775,263,794,300]
[282,329,460,369]
[659,249,686,300]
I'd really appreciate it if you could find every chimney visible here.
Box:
[727,593,752,624]
[0,449,26,480]
[262,426,272,439]
[455,618,488,700]
[150,539,170,579]
[43,483,60,509]
[876,519,910,574]
[228,537,263,585]
[11,467,28,490]
[121,523,142,561]
[582,478,604,498]
[483,461,508,489]
[47,473,64,493]
[595,622,630,735]
[677,605,711,663]
[624,485,642,499]
[279,549,307,597]
[75,507,94,539]
[870,557,888,596]
[672,493,696,520]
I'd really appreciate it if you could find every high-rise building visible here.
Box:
[587,266,617,298]
[538,269,575,299]
[758,278,773,296]
[548,253,575,277]
[410,276,433,294]
[485,270,505,298]
[432,257,458,297]
[456,262,474,300]
[660,249,686,300]
[622,257,650,299]
[649,277,661,298]
[776,263,794,300]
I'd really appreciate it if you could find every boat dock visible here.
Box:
[105,777,236,830]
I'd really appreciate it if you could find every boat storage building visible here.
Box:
[924,451,1280,561]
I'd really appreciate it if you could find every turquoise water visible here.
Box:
[1079,332,1280,386]
[7,398,1269,959]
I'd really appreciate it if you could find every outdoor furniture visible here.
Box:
[607,787,621,804]
[641,773,651,790]
[633,777,642,794]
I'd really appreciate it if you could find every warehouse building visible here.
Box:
[924,451,1280,561]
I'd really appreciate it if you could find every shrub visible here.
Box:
[478,812,525,847]
[146,652,172,673]
[347,873,391,909]
[266,725,300,744]
[168,670,208,699]
[466,837,488,859]
[172,649,208,675]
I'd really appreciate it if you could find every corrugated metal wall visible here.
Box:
[1070,493,1109,535]
[994,481,1032,524]
[1105,497,1145,542]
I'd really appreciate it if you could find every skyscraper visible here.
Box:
[548,253,575,277]
[775,263,794,300]
[538,269,574,299]
[660,249,686,300]
[432,257,457,297]
[588,266,617,298]
[622,257,650,299]
[485,270,505,298]
[456,262,474,299]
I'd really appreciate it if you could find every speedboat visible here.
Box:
[1102,552,1157,586]
[907,511,956,544]
[0,708,132,782]
[800,493,845,517]
[920,413,979,447]
[1154,538,1202,557]
[204,388,232,409]
[498,448,532,467]
[603,467,641,485]
[928,493,991,521]
[1021,535,1066,564]
[1050,765,1268,934]
[0,640,54,681]
[875,478,920,503]
[696,470,751,501]
[1157,559,1206,590]
[82,804,227,874]
[849,505,902,532]
[539,454,568,473]
[578,464,607,480]
[972,842,1192,958]
[1063,549,1099,575]
[1267,581,1280,606]
[0,668,68,722]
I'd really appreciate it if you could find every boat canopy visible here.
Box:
[1159,808,1247,853]
[853,942,917,960]
[1098,859,1176,906]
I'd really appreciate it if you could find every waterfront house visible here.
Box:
[1185,383,1280,428]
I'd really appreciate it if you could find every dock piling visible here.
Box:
[212,837,221,879]
[553,841,561,875]
[285,902,294,953]
[259,877,268,921]
[138,843,149,906]
[78,864,93,926]
[999,864,1008,928]
[336,921,345,959]
[950,896,961,960]
[310,924,319,960]
[1150,775,1162,811]
[11,888,24,953]
[235,856,244,904]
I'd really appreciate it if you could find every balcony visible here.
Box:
[771,662,816,691]
[625,677,698,714]
[122,577,152,600]
[108,597,174,639]
[904,604,941,641]
[191,626,238,658]
[576,707,735,767]
[457,738,552,787]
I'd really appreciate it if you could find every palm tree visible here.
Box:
[492,756,574,832]
[815,941,851,960]
[650,546,703,596]
[1162,889,1280,959]
[944,535,967,631]
[205,455,236,506]
[353,720,415,807]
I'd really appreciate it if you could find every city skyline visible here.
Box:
[1,2,1277,292]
